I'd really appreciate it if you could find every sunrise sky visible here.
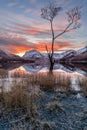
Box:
[0,0,87,56]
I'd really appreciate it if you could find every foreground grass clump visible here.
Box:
[2,84,28,108]
[10,71,71,92]
[78,77,87,97]
[0,69,8,78]
[0,77,30,107]
[0,71,71,110]
[0,70,87,130]
[0,82,40,130]
[0,71,72,111]
[10,71,28,78]
[46,101,64,112]
[0,78,40,123]
[38,72,71,92]
[0,71,71,130]
[41,121,56,130]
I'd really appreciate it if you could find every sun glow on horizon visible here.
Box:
[16,52,25,57]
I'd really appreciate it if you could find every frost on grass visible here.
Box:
[46,101,65,112]
[41,121,56,130]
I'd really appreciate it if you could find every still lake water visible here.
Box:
[0,62,87,130]
[0,62,87,93]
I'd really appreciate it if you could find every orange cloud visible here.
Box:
[8,41,73,55]
[9,45,30,54]
[36,41,73,51]
[0,30,73,55]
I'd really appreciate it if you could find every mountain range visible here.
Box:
[22,46,87,62]
[0,50,22,61]
[59,46,87,62]
[0,46,87,62]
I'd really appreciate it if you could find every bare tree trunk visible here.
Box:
[41,4,81,72]
[49,20,55,71]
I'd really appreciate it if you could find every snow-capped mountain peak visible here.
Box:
[23,50,43,59]
[76,46,87,55]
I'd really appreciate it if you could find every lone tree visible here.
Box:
[41,2,81,71]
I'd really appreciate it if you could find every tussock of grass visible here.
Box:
[0,69,8,78]
[10,72,71,92]
[2,84,28,108]
[46,101,64,112]
[39,73,71,92]
[79,77,87,87]
[6,70,71,85]
[41,121,56,130]
[0,72,71,110]
[0,80,40,123]
[39,74,55,91]
[78,77,87,96]
[0,71,70,129]
[36,90,45,100]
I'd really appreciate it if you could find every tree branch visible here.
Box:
[45,45,51,60]
[54,22,73,39]
[50,20,54,39]
[54,7,81,39]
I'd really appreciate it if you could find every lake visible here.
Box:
[0,62,87,130]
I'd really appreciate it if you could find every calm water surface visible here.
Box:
[0,62,87,92]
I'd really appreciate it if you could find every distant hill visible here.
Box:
[0,50,10,60]
[60,46,87,62]
[0,49,22,61]
[17,46,87,62]
[23,50,43,60]
[70,52,87,62]
[0,46,87,62]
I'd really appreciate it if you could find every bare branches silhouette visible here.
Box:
[41,2,81,71]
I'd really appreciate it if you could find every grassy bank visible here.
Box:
[0,70,87,129]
